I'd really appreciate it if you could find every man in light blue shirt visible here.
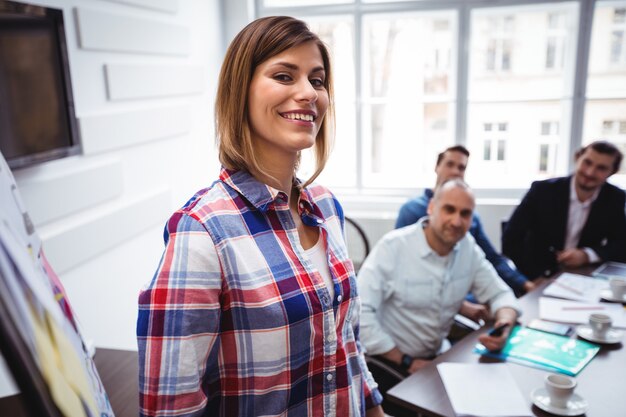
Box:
[359,179,520,374]
[395,145,534,297]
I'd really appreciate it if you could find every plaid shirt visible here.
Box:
[137,168,382,417]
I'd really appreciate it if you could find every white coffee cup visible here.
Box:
[545,374,577,409]
[609,277,626,300]
[589,313,612,339]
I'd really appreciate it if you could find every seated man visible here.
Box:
[359,179,520,376]
[503,140,626,279]
[396,145,533,297]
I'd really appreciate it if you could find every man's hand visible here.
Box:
[478,319,512,352]
[478,307,517,352]
[366,405,385,417]
[408,358,430,374]
[459,300,489,323]
[556,248,589,268]
[523,280,536,293]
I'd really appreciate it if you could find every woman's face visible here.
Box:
[247,41,329,163]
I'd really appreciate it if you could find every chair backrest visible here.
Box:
[344,216,371,273]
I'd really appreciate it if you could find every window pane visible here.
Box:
[298,16,357,187]
[362,11,457,188]
[585,1,626,184]
[483,140,491,160]
[467,3,577,188]
[497,139,506,160]
[469,3,578,101]
[587,1,626,97]
[466,101,569,187]
[539,144,550,172]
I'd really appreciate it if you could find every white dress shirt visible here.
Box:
[566,177,600,263]
[358,217,520,359]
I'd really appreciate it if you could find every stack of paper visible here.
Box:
[539,297,626,328]
[542,272,608,302]
[437,363,531,417]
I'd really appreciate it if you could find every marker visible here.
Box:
[488,323,509,337]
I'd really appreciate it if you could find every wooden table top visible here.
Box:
[0,348,138,417]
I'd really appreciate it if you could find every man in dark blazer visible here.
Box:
[503,140,626,279]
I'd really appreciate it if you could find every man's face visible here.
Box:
[574,148,616,193]
[427,185,475,250]
[435,151,468,186]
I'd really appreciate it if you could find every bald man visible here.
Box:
[359,179,520,374]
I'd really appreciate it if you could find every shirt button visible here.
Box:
[326,374,333,381]
[337,295,342,302]
[327,334,335,343]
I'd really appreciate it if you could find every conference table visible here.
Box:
[387,271,626,417]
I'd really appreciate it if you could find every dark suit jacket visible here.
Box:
[502,176,626,279]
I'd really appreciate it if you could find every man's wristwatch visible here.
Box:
[400,354,413,370]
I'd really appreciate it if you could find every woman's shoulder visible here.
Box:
[176,179,240,219]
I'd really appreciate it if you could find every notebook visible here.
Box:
[474,325,599,376]
[592,262,626,279]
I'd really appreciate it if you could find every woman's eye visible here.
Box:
[310,78,324,88]
[274,74,292,82]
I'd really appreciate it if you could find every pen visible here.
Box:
[561,306,605,311]
[488,323,509,337]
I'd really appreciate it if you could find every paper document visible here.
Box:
[539,297,626,328]
[542,273,608,302]
[437,363,531,417]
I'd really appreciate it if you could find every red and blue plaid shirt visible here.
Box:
[137,168,382,416]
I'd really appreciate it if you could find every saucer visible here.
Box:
[531,387,588,416]
[600,289,626,303]
[576,324,624,344]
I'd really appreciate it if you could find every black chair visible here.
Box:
[344,216,371,273]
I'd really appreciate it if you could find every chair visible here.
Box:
[344,216,371,273]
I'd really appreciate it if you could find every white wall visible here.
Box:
[1,0,223,397]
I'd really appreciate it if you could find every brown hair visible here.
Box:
[436,145,470,167]
[215,16,334,188]
[575,140,623,174]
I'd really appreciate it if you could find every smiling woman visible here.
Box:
[137,16,384,417]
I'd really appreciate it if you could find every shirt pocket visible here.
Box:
[443,276,471,308]
[401,273,433,309]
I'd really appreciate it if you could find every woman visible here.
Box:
[137,16,384,417]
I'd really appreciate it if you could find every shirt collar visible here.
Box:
[415,217,460,258]
[219,167,315,213]
[569,175,600,207]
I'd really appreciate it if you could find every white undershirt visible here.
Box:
[566,177,600,263]
[304,237,334,299]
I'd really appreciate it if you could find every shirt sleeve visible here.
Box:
[468,243,522,318]
[137,212,222,417]
[357,237,398,356]
[582,247,601,264]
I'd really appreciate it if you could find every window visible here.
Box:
[546,12,567,69]
[252,0,625,193]
[482,123,507,161]
[485,16,514,71]
[611,8,626,64]
[360,12,456,188]
[538,121,559,174]
[584,1,626,176]
[467,3,576,187]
